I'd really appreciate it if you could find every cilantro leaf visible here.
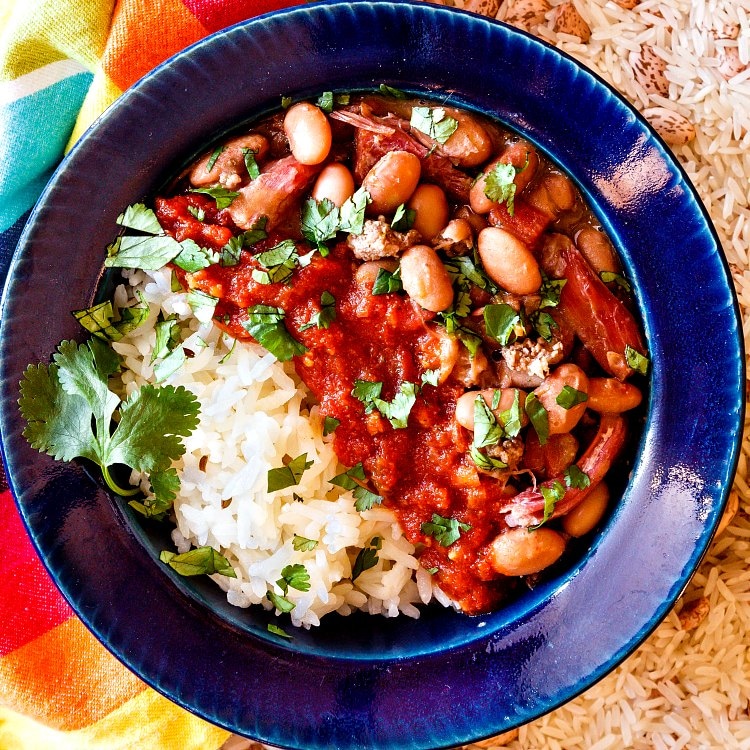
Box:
[242,305,307,361]
[252,239,299,285]
[410,106,459,145]
[301,197,339,253]
[299,291,336,331]
[391,203,415,232]
[352,536,382,580]
[484,304,523,346]
[330,462,367,490]
[173,239,218,273]
[107,383,200,474]
[187,205,205,221]
[469,443,507,470]
[352,379,383,412]
[116,203,162,234]
[379,84,408,99]
[601,271,631,293]
[353,486,383,512]
[292,534,318,552]
[241,148,260,179]
[322,416,340,436]
[276,563,311,594]
[267,590,295,613]
[160,546,236,577]
[153,346,186,383]
[373,381,418,429]
[498,389,523,438]
[556,385,588,410]
[530,479,566,529]
[205,145,225,173]
[445,255,496,293]
[539,275,567,309]
[187,289,219,324]
[104,233,183,270]
[152,316,181,362]
[339,187,371,235]
[267,623,292,639]
[532,310,558,341]
[267,453,314,492]
[473,394,503,448]
[564,465,590,490]
[525,392,549,446]
[371,266,403,295]
[420,368,440,387]
[625,345,649,375]
[189,186,240,209]
[421,513,471,547]
[484,162,518,215]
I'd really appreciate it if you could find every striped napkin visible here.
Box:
[0,1,303,747]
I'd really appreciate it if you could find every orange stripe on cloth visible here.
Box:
[0,491,73,656]
[102,0,207,92]
[0,617,144,730]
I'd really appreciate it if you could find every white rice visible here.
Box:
[112,267,448,628]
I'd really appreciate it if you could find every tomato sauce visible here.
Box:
[157,194,517,614]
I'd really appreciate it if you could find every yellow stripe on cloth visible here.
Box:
[0,689,230,750]
[0,0,115,81]
[66,67,123,150]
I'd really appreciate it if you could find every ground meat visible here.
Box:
[502,337,564,380]
[346,218,421,261]
[486,437,525,472]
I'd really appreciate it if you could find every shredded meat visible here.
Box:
[486,437,525,472]
[502,337,564,380]
[346,218,421,261]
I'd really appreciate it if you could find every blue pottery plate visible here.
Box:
[0,2,744,748]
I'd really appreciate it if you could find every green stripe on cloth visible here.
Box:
[0,71,93,232]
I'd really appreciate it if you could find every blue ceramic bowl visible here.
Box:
[0,2,744,747]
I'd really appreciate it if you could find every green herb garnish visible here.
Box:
[242,305,307,362]
[160,546,236,577]
[352,537,382,580]
[556,385,588,410]
[421,513,471,547]
[267,453,314,492]
[410,106,459,145]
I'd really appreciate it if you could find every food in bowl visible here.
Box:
[20,89,649,628]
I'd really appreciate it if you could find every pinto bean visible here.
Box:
[477,227,541,295]
[363,151,422,215]
[533,363,589,434]
[586,378,643,413]
[440,218,473,244]
[439,109,495,167]
[354,259,398,290]
[454,388,529,431]
[400,244,454,312]
[408,184,449,240]
[562,481,609,537]
[574,226,619,274]
[526,172,576,219]
[311,163,355,206]
[283,102,332,165]
[489,527,566,577]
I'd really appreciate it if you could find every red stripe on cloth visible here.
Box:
[181,0,305,33]
[0,490,73,657]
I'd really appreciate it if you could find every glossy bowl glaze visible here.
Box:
[0,2,743,748]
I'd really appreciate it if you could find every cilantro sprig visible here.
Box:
[421,513,471,547]
[19,339,200,498]
[330,463,383,512]
[410,106,459,145]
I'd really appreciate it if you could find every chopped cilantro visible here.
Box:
[352,379,383,412]
[330,463,383,512]
[420,368,440,387]
[105,233,183,270]
[532,311,558,341]
[267,590,295,613]
[373,381,418,429]
[241,147,260,179]
[267,623,292,639]
[525,392,549,445]
[391,203,416,232]
[153,345,186,383]
[371,266,403,295]
[189,186,239,209]
[530,480,566,530]
[173,238,218,272]
[252,239,299,285]
[421,513,471,547]
[116,203,162,234]
[292,534,318,552]
[556,385,588,410]
[339,187,371,235]
[187,205,205,221]
[564,465,590,490]
[267,453,314,492]
[539,274,567,309]
[301,197,339,254]
[322,416,340,436]
[186,289,219,323]
[242,305,307,362]
[498,389,523,438]
[378,84,408,99]
[600,270,631,293]
[129,466,180,521]
[410,106,459,145]
[484,162,519,215]
[484,303,523,346]
[160,546,236,577]
[151,316,181,362]
[352,536,382,580]
[276,563,311,594]
[469,443,507,470]
[473,395,503,448]
[299,291,336,331]
[205,145,225,173]
[625,345,649,375]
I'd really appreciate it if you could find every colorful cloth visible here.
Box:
[0,1,302,747]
